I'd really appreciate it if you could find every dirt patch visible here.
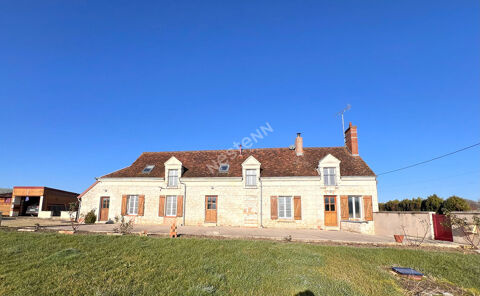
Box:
[396,274,471,295]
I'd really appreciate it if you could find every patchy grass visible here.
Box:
[0,231,478,296]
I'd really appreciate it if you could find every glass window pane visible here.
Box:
[330,197,335,204]
[324,197,329,204]
[331,204,335,211]
[348,197,354,218]
[325,204,329,211]
[354,197,361,218]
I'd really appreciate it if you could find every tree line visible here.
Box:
[378,194,477,213]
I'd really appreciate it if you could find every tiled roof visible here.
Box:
[101,147,375,178]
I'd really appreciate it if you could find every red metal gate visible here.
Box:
[432,214,453,242]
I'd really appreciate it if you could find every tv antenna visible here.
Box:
[336,104,351,144]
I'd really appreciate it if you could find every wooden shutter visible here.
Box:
[270,196,278,220]
[121,195,127,216]
[340,195,349,220]
[363,195,373,221]
[138,195,145,216]
[177,195,183,217]
[294,196,301,220]
[159,195,165,217]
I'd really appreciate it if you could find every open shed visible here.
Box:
[10,186,78,217]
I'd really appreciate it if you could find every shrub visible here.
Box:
[84,210,97,224]
[113,216,134,234]
[421,194,443,213]
[442,196,471,213]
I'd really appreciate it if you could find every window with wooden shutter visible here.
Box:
[363,195,373,221]
[159,195,166,217]
[294,196,301,220]
[121,195,127,216]
[270,196,278,220]
[177,195,183,217]
[340,196,349,220]
[138,195,145,216]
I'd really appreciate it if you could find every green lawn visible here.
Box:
[0,231,479,296]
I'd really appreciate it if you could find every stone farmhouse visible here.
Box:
[78,123,378,233]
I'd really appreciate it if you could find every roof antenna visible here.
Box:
[336,104,351,144]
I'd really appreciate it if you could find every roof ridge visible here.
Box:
[141,146,346,154]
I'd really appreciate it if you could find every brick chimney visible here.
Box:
[345,122,359,156]
[295,133,304,156]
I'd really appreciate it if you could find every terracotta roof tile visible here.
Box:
[101,147,375,178]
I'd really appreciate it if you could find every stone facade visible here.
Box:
[79,174,378,231]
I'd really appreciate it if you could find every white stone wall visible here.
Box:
[79,175,378,230]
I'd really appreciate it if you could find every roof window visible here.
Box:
[142,165,155,174]
[219,164,229,173]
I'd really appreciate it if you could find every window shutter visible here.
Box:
[121,195,127,216]
[294,196,301,220]
[363,195,373,221]
[340,196,349,220]
[270,196,278,220]
[177,195,183,217]
[138,195,145,216]
[159,195,166,217]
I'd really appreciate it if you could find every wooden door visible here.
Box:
[432,214,453,242]
[205,196,217,223]
[99,197,110,221]
[324,195,337,226]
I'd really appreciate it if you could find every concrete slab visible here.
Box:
[44,223,462,248]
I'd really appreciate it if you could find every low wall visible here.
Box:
[60,211,76,220]
[374,212,434,240]
[341,220,374,235]
[38,211,53,218]
[449,212,480,244]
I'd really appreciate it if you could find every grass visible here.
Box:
[0,231,479,296]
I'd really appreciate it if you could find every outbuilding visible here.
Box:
[9,186,79,217]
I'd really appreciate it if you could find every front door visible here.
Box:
[324,195,337,226]
[205,196,217,223]
[99,197,110,221]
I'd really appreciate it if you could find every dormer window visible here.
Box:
[219,164,229,173]
[323,167,336,186]
[142,165,155,174]
[168,169,179,187]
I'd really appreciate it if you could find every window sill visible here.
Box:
[244,186,258,189]
[166,186,179,189]
[341,220,368,224]
[164,215,177,218]
[277,219,295,223]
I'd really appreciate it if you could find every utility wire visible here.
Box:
[376,142,480,177]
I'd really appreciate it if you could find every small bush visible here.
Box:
[84,210,97,224]
[113,215,134,234]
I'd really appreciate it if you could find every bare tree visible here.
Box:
[400,218,431,247]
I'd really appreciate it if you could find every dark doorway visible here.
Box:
[20,196,40,216]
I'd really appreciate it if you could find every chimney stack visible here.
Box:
[345,122,359,156]
[295,133,304,156]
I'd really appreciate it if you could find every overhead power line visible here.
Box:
[376,142,480,177]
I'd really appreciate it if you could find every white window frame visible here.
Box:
[348,196,362,219]
[165,195,177,217]
[168,169,179,187]
[126,195,139,215]
[323,167,336,186]
[278,196,293,219]
[245,169,257,187]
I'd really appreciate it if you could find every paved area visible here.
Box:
[3,217,460,247]
[46,223,459,247]
[0,216,71,227]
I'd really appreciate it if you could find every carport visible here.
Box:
[10,186,78,217]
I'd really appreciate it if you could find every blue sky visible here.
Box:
[0,1,479,202]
